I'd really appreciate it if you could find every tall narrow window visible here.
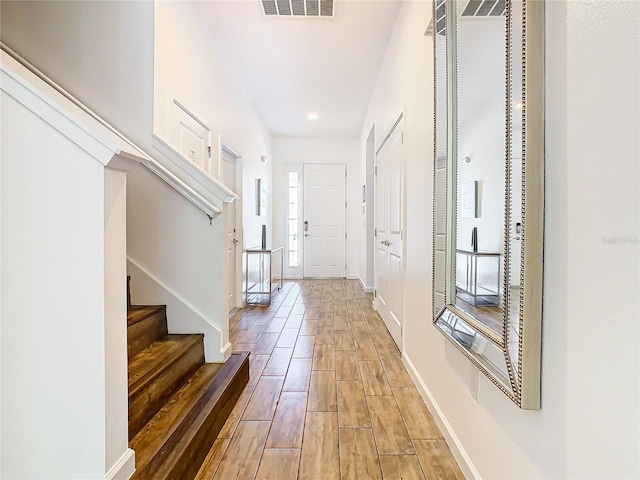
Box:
[288,172,300,267]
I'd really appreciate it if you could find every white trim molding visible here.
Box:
[1,50,144,173]
[1,45,220,221]
[105,448,136,480]
[402,353,481,480]
[355,274,374,293]
[152,133,239,204]
[141,160,221,219]
[220,341,233,361]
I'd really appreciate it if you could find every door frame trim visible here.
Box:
[220,142,243,311]
[373,113,406,349]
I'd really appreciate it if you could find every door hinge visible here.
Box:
[345,202,347,209]
[374,228,377,237]
[208,146,212,158]
[375,166,378,175]
[374,289,377,297]
[345,233,347,239]
[401,133,404,144]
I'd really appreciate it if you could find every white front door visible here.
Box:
[221,149,239,314]
[303,164,346,278]
[375,120,404,347]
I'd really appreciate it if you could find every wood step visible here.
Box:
[128,334,204,440]
[127,305,168,358]
[131,352,250,480]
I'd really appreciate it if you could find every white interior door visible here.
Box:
[221,149,239,313]
[374,122,404,347]
[303,164,346,278]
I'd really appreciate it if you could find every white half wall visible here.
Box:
[0,76,138,479]
[272,137,360,279]
[1,89,104,479]
[360,1,639,479]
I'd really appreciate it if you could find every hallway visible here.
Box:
[195,279,464,479]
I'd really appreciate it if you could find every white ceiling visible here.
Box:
[192,0,402,138]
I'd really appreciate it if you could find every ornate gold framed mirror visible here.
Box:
[430,0,544,409]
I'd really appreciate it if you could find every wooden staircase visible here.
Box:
[127,303,249,479]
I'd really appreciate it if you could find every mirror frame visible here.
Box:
[431,0,544,409]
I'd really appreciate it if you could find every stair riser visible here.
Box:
[128,310,168,359]
[165,360,249,480]
[129,343,204,440]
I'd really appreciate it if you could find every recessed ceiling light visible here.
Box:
[308,113,319,120]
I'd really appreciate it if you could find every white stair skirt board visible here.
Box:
[127,258,227,362]
[402,353,481,480]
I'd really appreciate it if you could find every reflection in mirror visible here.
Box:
[436,309,513,392]
[454,0,507,342]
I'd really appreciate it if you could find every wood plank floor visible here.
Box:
[195,279,465,480]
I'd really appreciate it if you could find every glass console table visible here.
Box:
[455,249,501,307]
[244,246,284,305]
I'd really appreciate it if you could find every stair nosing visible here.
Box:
[130,362,224,471]
[128,334,204,398]
[127,304,165,327]
[134,352,249,479]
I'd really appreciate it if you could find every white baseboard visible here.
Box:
[357,275,374,293]
[347,274,359,280]
[106,448,135,480]
[402,354,480,480]
[220,341,232,361]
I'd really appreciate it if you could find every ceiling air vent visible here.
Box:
[262,0,334,17]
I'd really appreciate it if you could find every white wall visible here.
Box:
[153,1,273,252]
[127,1,272,354]
[359,1,639,479]
[272,138,360,279]
[0,0,155,152]
[1,91,105,479]
[2,0,273,358]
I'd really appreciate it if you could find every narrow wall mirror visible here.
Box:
[429,0,544,409]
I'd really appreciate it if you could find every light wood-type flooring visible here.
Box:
[195,279,465,480]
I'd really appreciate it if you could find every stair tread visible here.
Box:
[127,305,165,327]
[130,362,224,473]
[131,352,250,480]
[128,334,204,395]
